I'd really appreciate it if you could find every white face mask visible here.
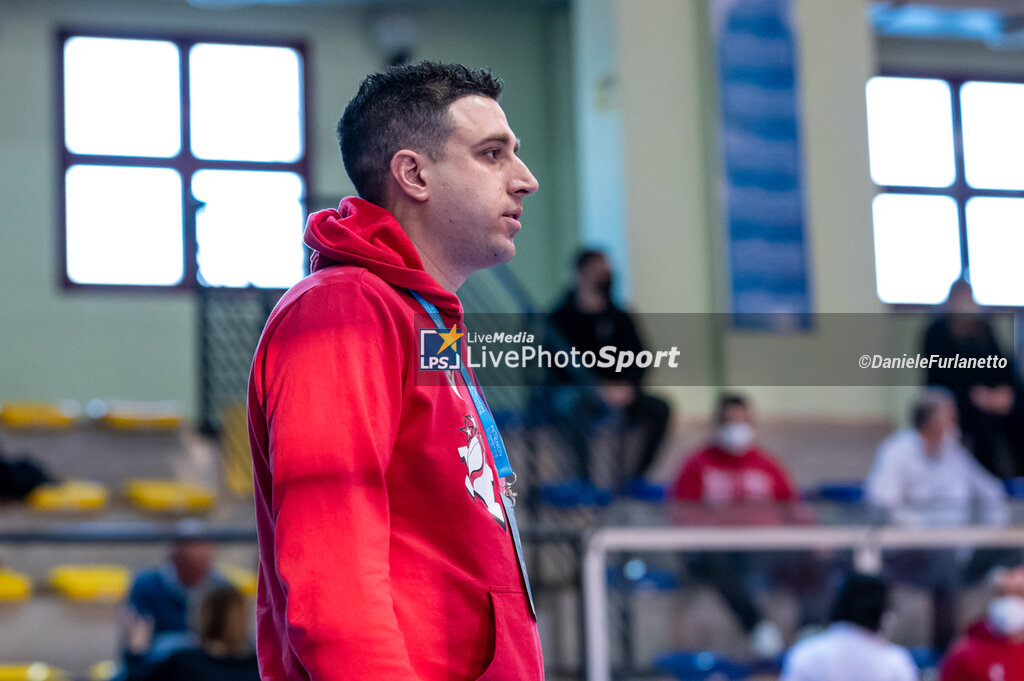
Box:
[717,423,754,455]
[988,595,1024,637]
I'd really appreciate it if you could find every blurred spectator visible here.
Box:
[866,387,1009,651]
[545,249,671,487]
[780,573,917,681]
[119,538,230,676]
[670,394,823,658]
[671,394,796,505]
[940,565,1024,681]
[125,586,258,681]
[866,386,1007,528]
[922,278,1024,478]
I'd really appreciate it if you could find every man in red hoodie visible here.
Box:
[247,62,540,681]
[941,565,1024,681]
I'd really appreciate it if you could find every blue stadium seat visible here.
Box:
[1004,477,1024,499]
[536,478,613,508]
[910,646,942,671]
[655,651,750,680]
[627,477,667,502]
[813,481,864,503]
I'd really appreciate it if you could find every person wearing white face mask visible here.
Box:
[941,566,1024,680]
[670,394,820,658]
[671,394,797,505]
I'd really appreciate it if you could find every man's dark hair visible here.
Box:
[575,249,607,271]
[715,393,749,424]
[830,573,889,631]
[337,61,503,206]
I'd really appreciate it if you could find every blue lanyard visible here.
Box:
[408,290,514,479]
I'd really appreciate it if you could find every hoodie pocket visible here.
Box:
[475,587,543,681]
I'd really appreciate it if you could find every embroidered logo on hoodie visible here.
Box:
[457,414,506,530]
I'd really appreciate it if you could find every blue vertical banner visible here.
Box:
[711,0,813,330]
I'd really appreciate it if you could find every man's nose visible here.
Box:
[512,157,539,196]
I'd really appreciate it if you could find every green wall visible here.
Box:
[0,0,575,417]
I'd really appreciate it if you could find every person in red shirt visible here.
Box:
[670,394,818,657]
[247,62,542,681]
[671,393,797,509]
[941,565,1024,681]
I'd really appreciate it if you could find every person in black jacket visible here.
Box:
[922,278,1024,478]
[545,250,671,489]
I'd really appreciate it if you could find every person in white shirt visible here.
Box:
[866,386,1007,528]
[780,573,917,681]
[865,386,1010,651]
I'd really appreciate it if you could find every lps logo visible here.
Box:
[418,325,464,371]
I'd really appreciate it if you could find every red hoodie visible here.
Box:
[941,620,1024,681]
[247,198,543,681]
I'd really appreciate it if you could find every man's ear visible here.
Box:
[389,150,430,202]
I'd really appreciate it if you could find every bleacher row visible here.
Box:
[0,400,259,681]
[0,401,186,432]
[0,561,256,603]
[1,401,222,524]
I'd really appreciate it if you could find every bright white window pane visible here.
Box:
[961,82,1024,190]
[192,170,304,288]
[64,37,181,157]
[190,44,303,162]
[66,165,183,285]
[873,193,961,304]
[966,197,1024,306]
[866,77,956,188]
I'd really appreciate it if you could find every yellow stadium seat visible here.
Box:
[0,402,77,429]
[27,481,108,512]
[219,563,257,597]
[49,565,129,603]
[0,569,32,602]
[87,661,116,681]
[123,479,215,513]
[102,413,183,430]
[91,400,184,431]
[0,664,67,681]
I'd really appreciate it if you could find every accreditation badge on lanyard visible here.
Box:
[408,289,535,615]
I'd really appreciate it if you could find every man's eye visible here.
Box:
[484,149,499,159]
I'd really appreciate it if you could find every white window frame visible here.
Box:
[57,28,311,291]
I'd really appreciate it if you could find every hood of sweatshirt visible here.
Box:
[304,197,463,320]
